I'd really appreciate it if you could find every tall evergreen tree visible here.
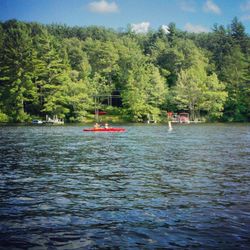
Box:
[221,45,250,121]
[32,26,70,118]
[0,20,37,122]
[230,17,249,54]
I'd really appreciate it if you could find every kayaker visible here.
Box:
[94,123,100,129]
[104,123,109,129]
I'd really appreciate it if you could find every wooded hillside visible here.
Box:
[0,18,249,122]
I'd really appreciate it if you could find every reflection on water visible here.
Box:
[0,124,250,249]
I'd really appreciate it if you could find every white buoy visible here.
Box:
[168,121,172,131]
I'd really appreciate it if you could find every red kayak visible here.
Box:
[83,127,126,132]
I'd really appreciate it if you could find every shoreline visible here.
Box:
[0,121,249,126]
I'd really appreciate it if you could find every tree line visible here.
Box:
[0,18,249,122]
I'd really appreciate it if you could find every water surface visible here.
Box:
[0,124,250,249]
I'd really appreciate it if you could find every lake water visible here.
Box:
[0,124,250,249]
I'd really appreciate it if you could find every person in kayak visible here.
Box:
[94,123,100,129]
[104,123,109,129]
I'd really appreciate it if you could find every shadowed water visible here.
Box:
[0,124,249,249]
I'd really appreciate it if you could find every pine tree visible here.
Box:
[0,20,37,121]
[221,45,250,121]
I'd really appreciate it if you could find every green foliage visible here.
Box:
[174,53,227,120]
[221,45,249,121]
[202,73,228,119]
[0,19,249,122]
[0,111,9,122]
[0,20,36,122]
[121,63,167,122]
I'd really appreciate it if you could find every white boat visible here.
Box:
[45,115,64,125]
[32,120,43,124]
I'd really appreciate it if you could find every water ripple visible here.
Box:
[0,124,250,249]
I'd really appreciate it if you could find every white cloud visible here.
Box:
[184,23,209,33]
[241,14,250,21]
[88,0,119,13]
[241,0,250,11]
[161,25,170,34]
[180,0,196,12]
[131,22,150,34]
[203,0,221,14]
[240,0,250,21]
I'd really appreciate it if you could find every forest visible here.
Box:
[0,18,249,123]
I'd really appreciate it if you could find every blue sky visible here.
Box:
[0,0,250,33]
